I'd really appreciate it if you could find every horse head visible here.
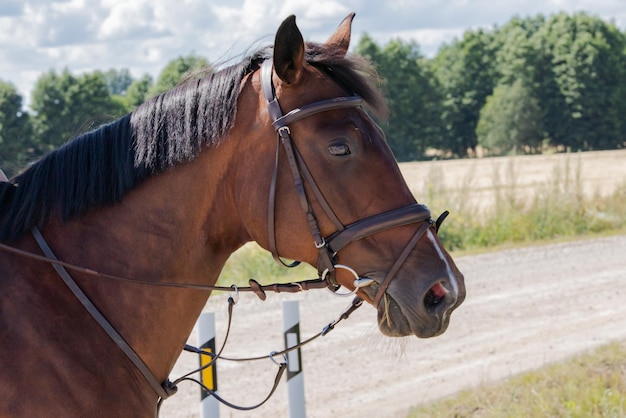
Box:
[237,14,466,338]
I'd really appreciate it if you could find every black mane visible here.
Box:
[0,44,386,242]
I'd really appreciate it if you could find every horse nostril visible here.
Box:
[423,282,449,309]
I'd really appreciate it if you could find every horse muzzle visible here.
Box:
[363,273,465,338]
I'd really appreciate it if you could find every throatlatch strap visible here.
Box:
[30,227,174,400]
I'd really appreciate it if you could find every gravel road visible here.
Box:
[159,234,626,418]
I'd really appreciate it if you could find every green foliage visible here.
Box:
[355,11,626,157]
[408,341,626,417]
[477,79,544,154]
[30,69,128,154]
[356,35,444,161]
[0,54,211,173]
[124,74,154,110]
[495,12,626,152]
[101,68,134,95]
[0,80,33,176]
[432,29,497,157]
[149,54,210,97]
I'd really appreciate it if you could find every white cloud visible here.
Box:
[97,2,170,41]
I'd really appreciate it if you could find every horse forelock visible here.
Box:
[0,43,386,242]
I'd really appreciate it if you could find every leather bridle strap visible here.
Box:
[372,220,433,307]
[263,60,362,273]
[325,203,431,253]
[30,226,175,401]
[261,61,364,129]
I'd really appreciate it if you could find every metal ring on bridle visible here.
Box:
[269,351,287,366]
[321,264,372,297]
[229,285,239,304]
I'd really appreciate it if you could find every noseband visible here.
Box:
[261,60,443,306]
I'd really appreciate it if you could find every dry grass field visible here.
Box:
[401,149,626,211]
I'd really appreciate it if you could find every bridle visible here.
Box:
[261,59,446,307]
[0,59,449,412]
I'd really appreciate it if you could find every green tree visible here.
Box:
[356,35,444,161]
[459,12,626,153]
[31,69,127,153]
[124,74,154,109]
[492,15,546,86]
[102,68,134,95]
[477,79,544,154]
[149,54,210,96]
[560,13,625,150]
[527,12,626,150]
[0,81,33,176]
[433,29,497,157]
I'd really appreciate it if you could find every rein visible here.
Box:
[0,238,332,297]
[171,293,364,412]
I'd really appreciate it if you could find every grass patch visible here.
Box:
[421,156,626,252]
[216,243,315,287]
[407,341,626,418]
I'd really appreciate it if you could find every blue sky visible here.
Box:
[1,0,625,105]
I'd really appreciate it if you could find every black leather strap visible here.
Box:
[373,220,433,307]
[326,203,431,253]
[31,226,175,400]
[262,59,361,266]
[272,96,363,129]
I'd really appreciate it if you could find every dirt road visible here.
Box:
[160,234,626,418]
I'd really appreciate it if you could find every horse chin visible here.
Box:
[375,293,450,338]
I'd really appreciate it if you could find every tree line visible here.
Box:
[0,55,208,177]
[1,12,625,176]
[357,11,626,160]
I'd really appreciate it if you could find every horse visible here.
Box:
[0,13,465,417]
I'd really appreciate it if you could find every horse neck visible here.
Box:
[40,144,251,385]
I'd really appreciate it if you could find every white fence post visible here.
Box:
[197,312,219,418]
[282,300,306,418]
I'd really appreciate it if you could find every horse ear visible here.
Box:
[324,12,355,57]
[273,15,305,85]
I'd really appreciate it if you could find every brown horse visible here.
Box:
[0,14,465,417]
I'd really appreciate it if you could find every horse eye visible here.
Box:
[328,144,351,156]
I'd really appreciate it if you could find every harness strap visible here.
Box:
[293,147,344,232]
[173,295,363,412]
[373,221,433,307]
[30,226,175,401]
[262,59,362,272]
[326,203,431,253]
[272,96,364,129]
[268,133,301,268]
[0,238,334,297]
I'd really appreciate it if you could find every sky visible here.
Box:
[1,0,625,107]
